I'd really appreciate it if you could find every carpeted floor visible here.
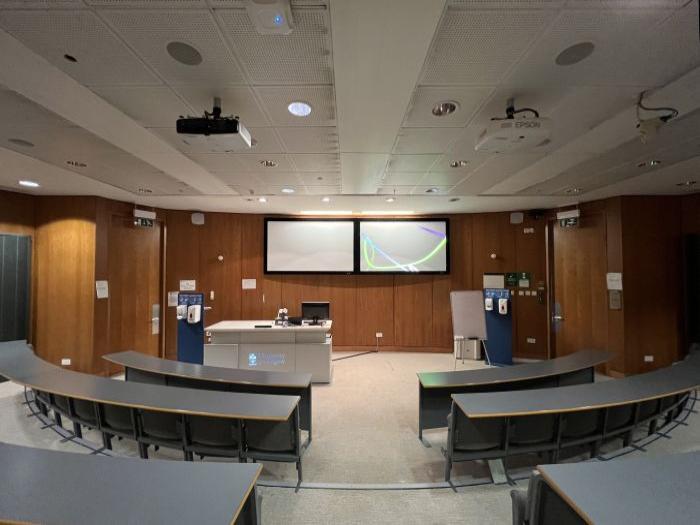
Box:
[1,351,698,524]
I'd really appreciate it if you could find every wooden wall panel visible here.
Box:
[0,190,35,236]
[682,193,700,235]
[240,215,265,319]
[34,197,96,371]
[355,275,394,346]
[471,212,516,285]
[394,275,433,347]
[318,274,357,346]
[604,197,625,375]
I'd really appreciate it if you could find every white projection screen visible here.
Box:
[265,220,355,273]
[359,220,449,273]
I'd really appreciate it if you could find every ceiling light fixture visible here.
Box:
[449,197,460,202]
[555,42,595,66]
[137,188,153,194]
[287,101,312,117]
[63,53,77,63]
[565,187,582,194]
[321,196,331,203]
[260,159,278,168]
[676,180,697,187]
[300,210,352,215]
[385,197,395,203]
[432,101,459,117]
[8,138,35,148]
[18,180,40,188]
[281,187,295,194]
[360,211,415,215]
[425,187,439,193]
[258,196,267,203]
[649,160,662,166]
[450,160,468,168]
[166,41,203,66]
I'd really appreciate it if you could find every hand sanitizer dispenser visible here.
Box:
[187,304,201,324]
[176,304,188,320]
[498,297,508,315]
[484,297,494,311]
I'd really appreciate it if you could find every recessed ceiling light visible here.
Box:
[63,54,77,63]
[321,196,331,203]
[649,160,662,166]
[260,160,277,168]
[258,196,267,203]
[565,187,582,194]
[385,197,396,203]
[281,187,295,194]
[425,187,439,193]
[287,101,312,117]
[137,188,152,194]
[449,197,460,202]
[676,180,697,187]
[166,41,203,66]
[8,138,35,148]
[555,42,595,66]
[432,101,459,117]
[450,160,468,168]
[19,180,40,188]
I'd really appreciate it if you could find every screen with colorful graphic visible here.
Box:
[265,219,355,273]
[359,220,449,273]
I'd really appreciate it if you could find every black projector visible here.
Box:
[176,116,241,136]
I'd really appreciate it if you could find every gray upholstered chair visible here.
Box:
[135,409,186,459]
[183,415,242,462]
[96,403,137,450]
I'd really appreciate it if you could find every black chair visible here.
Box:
[135,409,186,459]
[183,415,242,462]
[96,403,137,450]
[33,389,50,416]
[444,404,506,481]
[69,398,98,439]
[602,404,636,447]
[507,414,559,463]
[556,409,603,461]
[49,394,72,431]
[511,473,585,525]
[637,398,661,434]
[243,408,303,489]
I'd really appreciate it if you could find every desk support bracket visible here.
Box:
[487,459,509,485]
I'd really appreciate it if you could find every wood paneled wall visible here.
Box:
[162,211,549,360]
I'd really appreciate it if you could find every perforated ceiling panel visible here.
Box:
[216,8,332,85]
[277,127,338,153]
[255,86,336,126]
[86,0,206,6]
[100,9,245,85]
[403,86,493,128]
[452,153,544,195]
[234,153,294,172]
[419,8,555,86]
[0,10,160,86]
[382,172,427,186]
[565,0,687,8]
[185,153,245,173]
[245,127,285,154]
[297,172,341,186]
[386,154,439,173]
[449,0,565,7]
[304,185,341,195]
[393,128,462,155]
[90,86,192,127]
[0,1,85,8]
[290,153,340,172]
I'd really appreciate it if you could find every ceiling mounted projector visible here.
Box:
[176,97,252,153]
[475,98,551,154]
[247,0,294,35]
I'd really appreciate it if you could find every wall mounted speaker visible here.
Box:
[191,212,205,226]
[510,212,524,224]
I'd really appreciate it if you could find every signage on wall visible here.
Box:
[518,272,531,288]
[179,280,196,291]
[504,273,518,287]
[95,280,109,299]
[606,272,623,291]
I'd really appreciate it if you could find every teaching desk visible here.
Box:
[205,320,333,382]
[0,442,261,525]
[417,350,611,438]
[537,452,700,524]
[104,350,314,439]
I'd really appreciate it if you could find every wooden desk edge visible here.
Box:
[536,467,594,525]
[230,464,263,524]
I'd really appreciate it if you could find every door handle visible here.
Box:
[552,315,564,321]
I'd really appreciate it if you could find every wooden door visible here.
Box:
[107,216,162,361]
[551,213,608,357]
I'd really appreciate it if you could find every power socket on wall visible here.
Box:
[644,355,654,363]
[375,332,383,339]
[61,358,71,366]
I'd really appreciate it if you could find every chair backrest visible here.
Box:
[510,414,558,446]
[605,404,636,433]
[453,411,505,452]
[561,409,601,439]
[637,399,660,422]
[98,403,134,434]
[51,394,71,415]
[138,409,183,441]
[532,479,586,525]
[187,415,239,447]
[71,398,97,426]
[244,418,298,453]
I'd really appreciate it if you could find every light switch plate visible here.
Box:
[644,355,654,363]
[61,358,71,366]
[526,338,536,344]
[375,332,383,338]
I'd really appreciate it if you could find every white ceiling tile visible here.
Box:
[0,10,161,86]
[410,185,454,195]
[393,128,463,154]
[387,154,439,173]
[234,153,294,172]
[230,184,304,195]
[377,186,416,195]
[90,86,192,127]
[100,9,245,85]
[303,185,342,195]
[404,86,494,127]
[255,86,336,126]
[290,153,340,172]
[382,172,428,185]
[86,1,206,6]
[210,172,262,186]
[420,171,470,186]
[276,127,339,153]
[565,0,687,8]
[0,0,85,6]
[297,172,341,186]
[450,0,565,6]
[419,8,556,85]
[171,85,270,127]
[216,8,333,85]
[0,90,72,129]
[251,171,303,186]
[185,153,245,173]
[453,153,544,194]
[246,127,285,154]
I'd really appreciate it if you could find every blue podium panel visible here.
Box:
[484,288,513,366]
[177,293,204,364]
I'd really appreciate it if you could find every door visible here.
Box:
[0,234,31,342]
[550,213,608,357]
[106,216,162,364]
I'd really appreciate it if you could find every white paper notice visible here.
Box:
[242,278,257,290]
[167,291,179,307]
[179,280,196,291]
[95,280,109,299]
[606,272,623,291]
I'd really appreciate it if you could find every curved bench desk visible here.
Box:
[445,353,700,482]
[0,341,306,485]
[104,350,313,440]
[417,350,612,439]
[0,442,261,525]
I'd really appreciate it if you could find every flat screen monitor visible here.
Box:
[301,301,330,320]
[265,219,355,273]
[359,219,449,274]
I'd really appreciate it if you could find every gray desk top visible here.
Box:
[104,350,312,389]
[453,354,700,418]
[0,341,299,421]
[538,452,700,525]
[418,350,611,388]
[0,442,261,525]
